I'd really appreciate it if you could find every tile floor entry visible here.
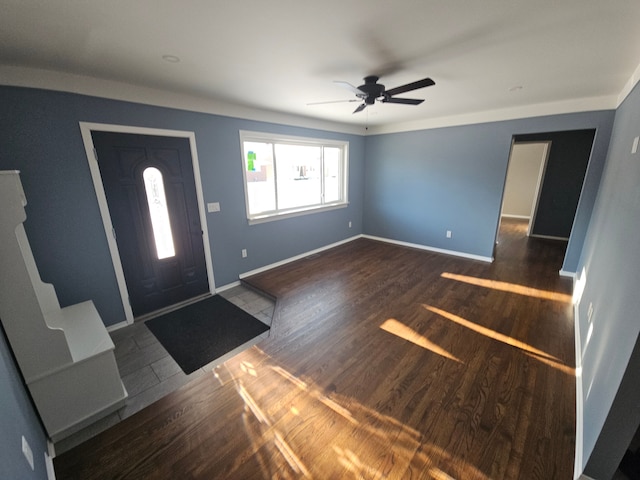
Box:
[54,285,274,455]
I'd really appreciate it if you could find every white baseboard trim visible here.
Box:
[574,303,585,480]
[529,233,570,241]
[560,269,577,279]
[501,214,531,220]
[239,235,362,279]
[362,234,494,263]
[107,291,218,332]
[106,320,130,333]
[215,281,242,293]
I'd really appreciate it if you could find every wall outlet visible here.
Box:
[207,202,220,213]
[241,249,247,258]
[348,221,352,228]
[446,230,452,238]
[22,435,34,470]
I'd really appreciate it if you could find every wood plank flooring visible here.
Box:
[54,218,576,479]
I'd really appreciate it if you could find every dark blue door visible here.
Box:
[93,132,209,317]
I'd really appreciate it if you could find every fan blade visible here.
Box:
[307,99,360,105]
[353,103,367,114]
[334,80,365,95]
[385,78,435,96]
[381,97,424,105]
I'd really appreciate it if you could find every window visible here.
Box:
[142,167,176,259]
[240,131,348,222]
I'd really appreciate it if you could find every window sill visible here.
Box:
[248,202,349,225]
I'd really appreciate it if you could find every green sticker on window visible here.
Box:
[247,151,256,171]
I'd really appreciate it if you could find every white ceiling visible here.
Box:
[2,0,640,132]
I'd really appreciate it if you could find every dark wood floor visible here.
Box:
[54,218,576,479]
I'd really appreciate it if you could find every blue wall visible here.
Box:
[363,111,614,267]
[0,87,365,327]
[0,328,49,479]
[576,80,640,477]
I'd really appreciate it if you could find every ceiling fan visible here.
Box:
[310,75,435,113]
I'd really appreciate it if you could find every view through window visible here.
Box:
[240,131,348,222]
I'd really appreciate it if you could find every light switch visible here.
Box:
[207,202,220,213]
[632,136,639,154]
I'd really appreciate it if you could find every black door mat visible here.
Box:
[145,295,270,374]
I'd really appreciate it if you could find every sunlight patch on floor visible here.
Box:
[380,318,462,363]
[524,351,576,375]
[217,346,495,479]
[441,272,572,303]
[423,305,575,375]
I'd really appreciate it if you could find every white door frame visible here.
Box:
[525,140,552,236]
[79,122,216,327]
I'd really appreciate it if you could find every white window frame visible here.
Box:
[239,130,349,224]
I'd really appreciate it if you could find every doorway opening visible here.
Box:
[496,129,597,268]
[80,123,215,326]
[501,141,551,236]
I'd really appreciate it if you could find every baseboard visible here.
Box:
[107,292,216,332]
[239,235,362,279]
[362,234,494,263]
[529,233,569,241]
[215,281,241,293]
[133,293,211,324]
[560,269,577,279]
[574,303,585,480]
[501,214,530,220]
[107,281,272,333]
[106,320,130,333]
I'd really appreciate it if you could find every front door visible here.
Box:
[92,131,209,317]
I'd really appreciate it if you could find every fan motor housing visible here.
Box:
[358,76,385,103]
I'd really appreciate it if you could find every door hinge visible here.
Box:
[93,147,98,161]
[112,227,117,240]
